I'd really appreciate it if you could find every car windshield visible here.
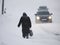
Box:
[37,11,50,15]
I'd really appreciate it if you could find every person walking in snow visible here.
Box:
[18,12,32,39]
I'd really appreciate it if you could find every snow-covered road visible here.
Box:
[0,14,60,45]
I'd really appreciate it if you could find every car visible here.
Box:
[35,6,52,23]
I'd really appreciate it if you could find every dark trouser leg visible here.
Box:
[25,31,29,39]
[26,34,29,39]
[22,31,26,38]
[22,28,29,39]
[22,34,25,38]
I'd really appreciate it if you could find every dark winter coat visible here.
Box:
[18,15,31,36]
[18,15,31,29]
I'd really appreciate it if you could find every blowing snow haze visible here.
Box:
[0,0,60,45]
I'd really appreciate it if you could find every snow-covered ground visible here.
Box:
[0,0,60,45]
[0,14,60,45]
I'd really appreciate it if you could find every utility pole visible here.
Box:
[2,0,4,14]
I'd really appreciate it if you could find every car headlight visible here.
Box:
[36,16,40,20]
[48,16,52,19]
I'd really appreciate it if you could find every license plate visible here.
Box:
[41,19,47,20]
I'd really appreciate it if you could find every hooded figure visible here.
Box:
[18,12,31,39]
